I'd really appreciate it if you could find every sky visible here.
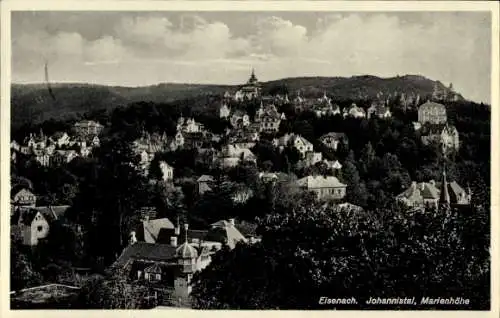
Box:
[11,11,492,103]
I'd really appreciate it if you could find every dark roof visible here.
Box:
[113,242,178,268]
[33,206,70,223]
[18,209,46,226]
[197,175,214,182]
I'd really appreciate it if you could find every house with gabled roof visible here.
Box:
[319,132,348,151]
[367,102,392,119]
[197,175,214,195]
[289,134,314,158]
[343,103,366,118]
[16,209,50,246]
[297,175,347,201]
[11,188,37,208]
[396,170,470,209]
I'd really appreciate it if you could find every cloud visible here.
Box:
[84,36,129,63]
[254,16,308,57]
[11,12,491,103]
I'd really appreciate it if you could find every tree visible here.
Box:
[10,235,42,291]
[78,268,156,309]
[191,202,489,309]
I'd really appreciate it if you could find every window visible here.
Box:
[37,226,43,232]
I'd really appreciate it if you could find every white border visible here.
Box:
[1,2,498,318]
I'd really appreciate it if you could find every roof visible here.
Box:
[176,242,199,259]
[11,188,35,200]
[144,263,162,274]
[142,218,175,243]
[321,132,347,141]
[113,242,178,268]
[397,182,440,201]
[418,101,446,110]
[19,209,46,226]
[297,176,347,189]
[207,220,248,249]
[197,175,214,182]
[291,135,313,148]
[33,205,70,222]
[336,203,364,211]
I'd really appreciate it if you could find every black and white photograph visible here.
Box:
[3,1,498,313]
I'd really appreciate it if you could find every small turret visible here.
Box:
[439,168,450,206]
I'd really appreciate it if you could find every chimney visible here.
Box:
[129,231,137,245]
[228,218,235,226]
[175,216,180,235]
[170,236,178,247]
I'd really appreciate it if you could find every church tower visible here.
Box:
[439,168,451,208]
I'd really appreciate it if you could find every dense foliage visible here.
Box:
[191,200,489,309]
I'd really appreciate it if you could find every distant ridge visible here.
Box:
[11,74,464,128]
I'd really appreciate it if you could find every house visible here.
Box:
[219,103,231,119]
[115,223,221,306]
[412,122,422,131]
[418,101,447,124]
[12,188,37,208]
[304,152,323,167]
[51,150,78,166]
[231,186,254,204]
[319,132,348,151]
[50,132,71,148]
[233,69,261,101]
[367,102,392,119]
[182,132,205,149]
[296,175,347,201]
[272,133,295,149]
[321,159,343,171]
[421,124,460,152]
[32,150,51,167]
[197,175,214,195]
[207,219,248,250]
[11,140,21,151]
[396,171,470,209]
[139,150,155,174]
[182,118,204,134]
[230,110,250,128]
[440,124,460,151]
[40,205,71,221]
[159,161,174,181]
[16,209,50,246]
[25,131,48,150]
[133,131,167,154]
[343,103,366,118]
[289,135,314,158]
[292,91,307,111]
[134,217,176,244]
[219,144,257,168]
[74,120,104,136]
[169,131,185,151]
[258,172,279,183]
[88,135,100,147]
[313,92,341,117]
[254,103,282,133]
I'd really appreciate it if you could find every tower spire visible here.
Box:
[439,166,450,206]
[184,222,189,244]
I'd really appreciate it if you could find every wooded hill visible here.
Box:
[11,75,463,129]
